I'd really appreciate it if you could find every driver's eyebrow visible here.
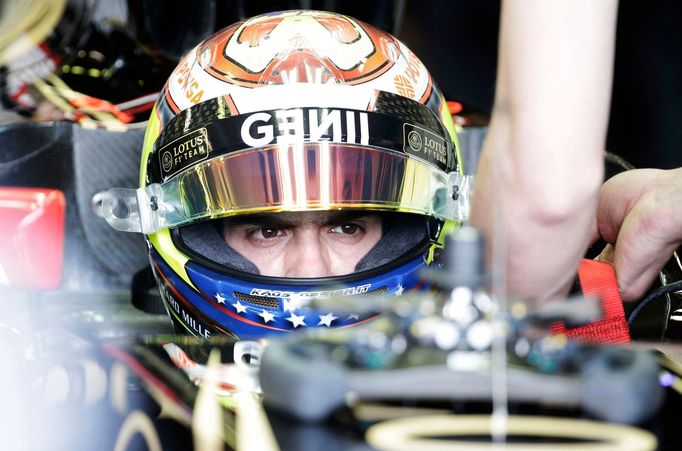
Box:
[225,211,373,228]
[226,214,297,228]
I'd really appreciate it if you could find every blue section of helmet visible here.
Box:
[151,249,430,339]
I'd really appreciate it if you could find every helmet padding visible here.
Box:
[178,213,428,276]
[178,222,260,274]
[355,214,428,271]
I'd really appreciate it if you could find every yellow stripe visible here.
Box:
[149,228,195,288]
[139,107,194,288]
[425,219,458,265]
[45,72,72,91]
[140,106,161,187]
[33,79,72,111]
[166,301,199,337]
[439,98,464,175]
[47,74,127,126]
[33,79,98,128]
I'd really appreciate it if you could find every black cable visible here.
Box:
[627,280,682,326]
[131,265,166,314]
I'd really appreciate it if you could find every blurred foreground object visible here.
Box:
[0,0,66,64]
[0,187,65,289]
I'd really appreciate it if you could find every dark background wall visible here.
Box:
[7,0,680,170]
[399,0,682,170]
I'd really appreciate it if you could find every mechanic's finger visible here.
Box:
[596,169,660,244]
[619,247,677,302]
[595,243,615,265]
[611,203,672,301]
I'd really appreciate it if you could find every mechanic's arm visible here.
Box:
[596,168,682,301]
[470,0,619,305]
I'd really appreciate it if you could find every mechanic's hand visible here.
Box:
[595,167,682,302]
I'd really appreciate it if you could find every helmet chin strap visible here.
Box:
[178,214,429,277]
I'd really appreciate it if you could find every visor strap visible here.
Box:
[149,107,456,183]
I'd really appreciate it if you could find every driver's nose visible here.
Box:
[284,231,332,278]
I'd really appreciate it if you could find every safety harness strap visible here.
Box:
[551,259,631,344]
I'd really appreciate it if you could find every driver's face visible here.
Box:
[223,211,382,278]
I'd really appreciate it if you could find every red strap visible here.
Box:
[550,259,630,344]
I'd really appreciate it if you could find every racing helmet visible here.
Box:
[103,10,471,339]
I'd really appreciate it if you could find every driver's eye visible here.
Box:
[259,227,279,239]
[340,223,359,235]
[330,223,361,235]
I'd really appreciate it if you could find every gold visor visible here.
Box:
[103,143,472,234]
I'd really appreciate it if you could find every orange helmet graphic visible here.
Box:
[156,10,438,122]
